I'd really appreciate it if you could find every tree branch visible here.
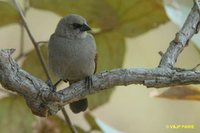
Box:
[0,1,199,117]
[1,49,200,116]
[159,1,200,68]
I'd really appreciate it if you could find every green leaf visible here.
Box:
[114,0,169,37]
[0,96,36,133]
[35,115,73,133]
[84,112,102,132]
[22,44,57,82]
[74,126,86,133]
[0,1,19,26]
[95,32,125,71]
[30,0,168,37]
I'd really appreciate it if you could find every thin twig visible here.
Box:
[37,41,48,45]
[19,25,24,58]
[12,0,75,130]
[12,0,51,82]
[61,108,77,133]
[191,63,200,70]
[17,0,29,62]
[15,54,24,61]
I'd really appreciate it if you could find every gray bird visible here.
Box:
[48,14,97,113]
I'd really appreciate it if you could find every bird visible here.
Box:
[48,14,97,113]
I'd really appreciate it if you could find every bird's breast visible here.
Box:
[49,36,96,81]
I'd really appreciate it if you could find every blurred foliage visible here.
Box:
[0,96,36,133]
[35,115,72,133]
[0,1,19,26]
[22,44,57,82]
[74,126,86,133]
[0,0,168,132]
[22,44,48,80]
[156,86,200,101]
[29,0,168,38]
[95,31,125,71]
[84,112,102,132]
[0,95,103,133]
[2,0,200,132]
[35,112,103,133]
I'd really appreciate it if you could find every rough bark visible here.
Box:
[0,1,200,117]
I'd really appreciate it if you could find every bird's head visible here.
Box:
[55,14,91,39]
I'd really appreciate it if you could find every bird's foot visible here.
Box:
[85,76,93,93]
[46,79,57,92]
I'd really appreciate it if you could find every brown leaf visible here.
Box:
[156,86,200,101]
[34,116,72,133]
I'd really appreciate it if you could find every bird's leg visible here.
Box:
[85,76,93,93]
[46,79,55,91]
[46,79,62,92]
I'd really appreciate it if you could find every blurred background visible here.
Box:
[0,0,200,133]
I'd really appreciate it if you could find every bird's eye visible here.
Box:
[72,23,82,29]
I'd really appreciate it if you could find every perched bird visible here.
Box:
[48,14,97,113]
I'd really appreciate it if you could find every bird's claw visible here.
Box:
[85,76,93,93]
[46,79,56,92]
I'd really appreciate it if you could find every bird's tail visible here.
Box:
[69,98,88,113]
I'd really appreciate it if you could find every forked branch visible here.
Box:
[0,1,199,117]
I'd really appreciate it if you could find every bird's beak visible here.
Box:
[80,23,91,31]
